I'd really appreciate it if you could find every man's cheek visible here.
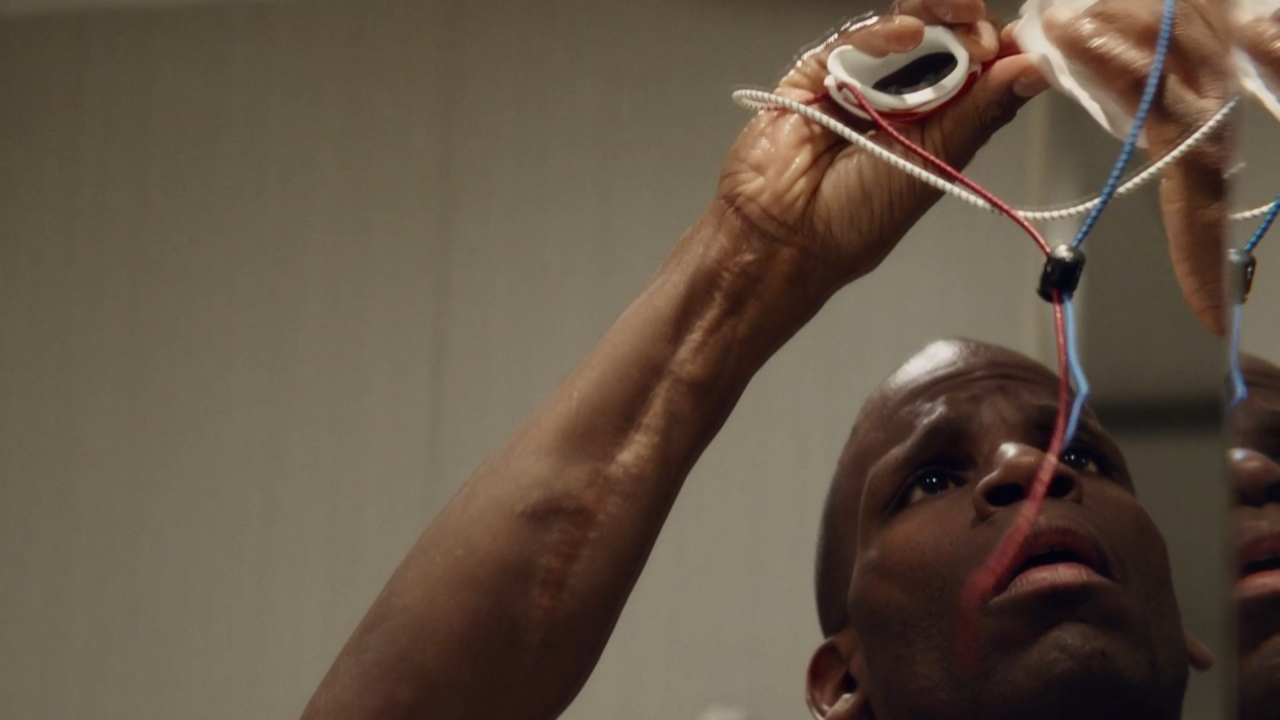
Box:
[858,511,974,604]
[1106,490,1174,580]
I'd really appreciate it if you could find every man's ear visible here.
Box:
[1185,627,1214,672]
[806,632,872,720]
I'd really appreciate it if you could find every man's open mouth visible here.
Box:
[1242,552,1280,577]
[995,524,1114,598]
[1236,527,1280,600]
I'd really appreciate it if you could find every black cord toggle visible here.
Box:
[1229,248,1257,304]
[1037,245,1086,302]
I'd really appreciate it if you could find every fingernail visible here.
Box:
[976,20,997,55]
[997,20,1021,56]
[1013,66,1050,98]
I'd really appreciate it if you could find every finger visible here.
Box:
[1161,170,1228,336]
[1011,60,1051,98]
[1185,629,1215,672]
[1046,20,1207,132]
[1238,17,1280,78]
[913,53,1045,170]
[1048,2,1227,100]
[1130,0,1231,96]
[779,16,926,101]
[952,19,1000,63]
[894,0,987,25]
[849,14,996,69]
[772,19,906,137]
[999,19,1022,55]
[991,52,1051,98]
[847,14,927,58]
[1176,0,1232,74]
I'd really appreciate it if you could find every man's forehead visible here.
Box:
[836,341,1059,482]
[882,339,970,390]
[873,340,1058,416]
[850,373,1060,481]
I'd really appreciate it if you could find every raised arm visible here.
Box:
[300,5,1045,720]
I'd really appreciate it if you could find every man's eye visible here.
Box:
[1061,447,1101,474]
[904,470,961,506]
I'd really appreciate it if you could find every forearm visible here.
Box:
[301,202,835,720]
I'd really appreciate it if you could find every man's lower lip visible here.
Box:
[999,562,1107,597]
[1236,568,1280,601]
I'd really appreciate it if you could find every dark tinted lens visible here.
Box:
[872,52,958,95]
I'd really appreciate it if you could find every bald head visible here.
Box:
[815,339,1058,635]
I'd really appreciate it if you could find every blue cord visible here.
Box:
[1055,0,1175,444]
[1229,302,1247,410]
[1246,193,1280,253]
[1061,296,1091,446]
[1071,0,1177,249]
[1228,194,1277,408]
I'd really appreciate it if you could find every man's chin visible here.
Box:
[1241,632,1280,720]
[984,581,1136,651]
[976,621,1186,720]
[1240,593,1280,656]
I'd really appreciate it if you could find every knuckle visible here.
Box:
[1055,18,1099,56]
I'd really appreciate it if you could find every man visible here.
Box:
[299,1,1229,719]
[1234,355,1280,720]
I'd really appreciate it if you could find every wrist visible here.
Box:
[643,201,840,389]
[692,198,843,315]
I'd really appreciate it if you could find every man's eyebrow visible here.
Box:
[1023,400,1134,484]
[1025,402,1059,434]
[863,412,974,515]
[883,412,974,473]
[987,400,1124,475]
[1025,401,1109,444]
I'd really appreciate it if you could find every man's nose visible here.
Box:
[973,442,1083,521]
[1231,448,1280,507]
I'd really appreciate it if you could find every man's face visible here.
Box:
[826,341,1188,720]
[1231,357,1280,720]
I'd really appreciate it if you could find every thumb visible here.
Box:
[921,53,1048,168]
[1185,628,1215,672]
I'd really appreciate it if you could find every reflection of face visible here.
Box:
[829,340,1188,720]
[1231,356,1280,720]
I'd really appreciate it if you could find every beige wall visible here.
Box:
[7,1,1244,719]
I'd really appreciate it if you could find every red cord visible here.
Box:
[957,294,1071,670]
[837,82,1052,255]
[801,91,831,106]
[826,84,1073,669]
